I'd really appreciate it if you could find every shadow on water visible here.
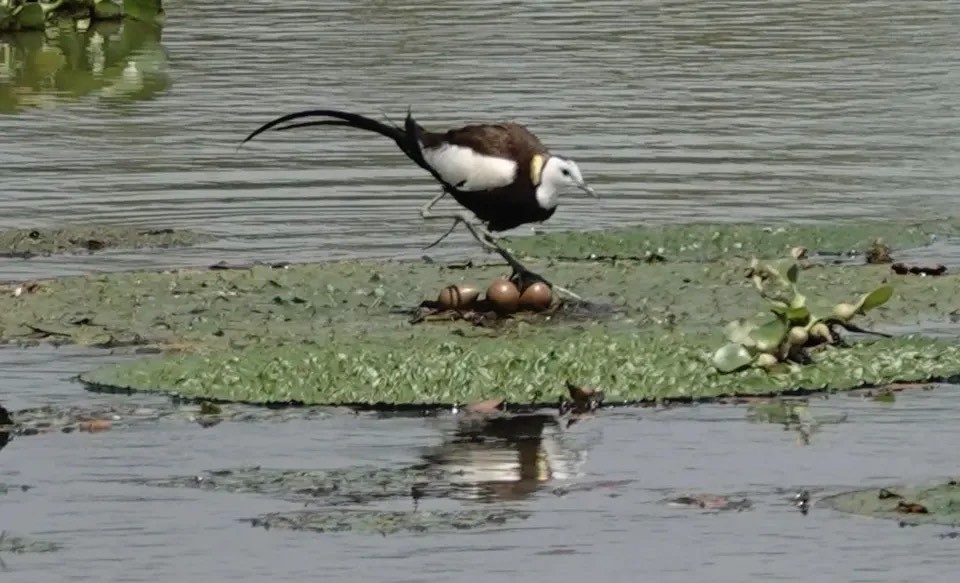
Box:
[0,18,169,113]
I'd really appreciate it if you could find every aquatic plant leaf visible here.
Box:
[786,263,800,285]
[857,285,895,313]
[724,319,757,346]
[712,343,756,373]
[749,315,788,353]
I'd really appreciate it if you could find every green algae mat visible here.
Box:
[1,219,958,406]
[80,333,960,406]
[504,219,960,261]
[0,225,213,258]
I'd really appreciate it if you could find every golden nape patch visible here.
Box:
[529,154,545,185]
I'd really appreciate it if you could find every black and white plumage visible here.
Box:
[240,108,598,297]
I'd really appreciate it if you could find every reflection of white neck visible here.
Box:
[535,182,559,210]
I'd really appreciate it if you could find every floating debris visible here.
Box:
[865,238,893,264]
[891,262,948,276]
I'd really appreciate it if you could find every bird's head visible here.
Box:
[541,156,597,198]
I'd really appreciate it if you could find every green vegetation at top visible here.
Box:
[504,219,960,261]
[0,225,213,258]
[0,1,162,33]
[0,10,168,113]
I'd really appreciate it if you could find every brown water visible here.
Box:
[2,0,960,580]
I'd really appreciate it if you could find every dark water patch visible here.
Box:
[0,225,214,260]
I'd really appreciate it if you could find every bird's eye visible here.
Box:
[561,169,570,177]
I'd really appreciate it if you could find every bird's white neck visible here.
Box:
[535,183,559,210]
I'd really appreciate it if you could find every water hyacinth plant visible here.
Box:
[712,255,894,374]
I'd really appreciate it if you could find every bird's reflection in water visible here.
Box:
[420,409,591,503]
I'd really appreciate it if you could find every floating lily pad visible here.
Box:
[80,334,960,406]
[504,220,960,262]
[245,508,531,535]
[819,480,960,526]
[0,225,213,258]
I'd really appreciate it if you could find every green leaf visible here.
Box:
[856,285,895,313]
[725,319,757,346]
[712,343,755,373]
[786,263,800,285]
[750,314,789,353]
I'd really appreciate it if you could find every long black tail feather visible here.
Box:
[239,107,458,192]
[239,108,407,151]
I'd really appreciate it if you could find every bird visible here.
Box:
[240,108,598,297]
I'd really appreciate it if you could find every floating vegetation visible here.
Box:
[663,493,754,512]
[0,1,163,33]
[0,531,61,554]
[0,225,212,258]
[0,14,169,113]
[712,254,894,373]
[80,332,960,406]
[4,400,337,437]
[3,239,960,352]
[819,480,960,527]
[136,465,452,506]
[0,481,32,494]
[244,508,532,535]
[504,220,960,262]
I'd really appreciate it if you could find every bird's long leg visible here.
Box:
[419,209,583,301]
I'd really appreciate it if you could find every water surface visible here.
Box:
[2,1,960,581]
[2,0,958,279]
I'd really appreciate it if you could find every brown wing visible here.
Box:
[437,123,549,159]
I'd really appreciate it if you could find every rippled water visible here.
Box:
[3,346,960,582]
[2,0,959,277]
[3,1,960,581]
